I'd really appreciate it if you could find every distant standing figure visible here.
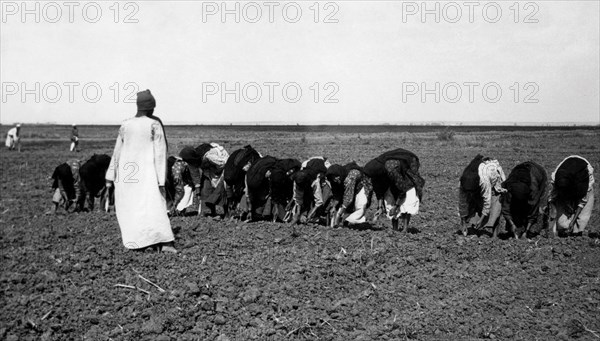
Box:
[105,90,176,253]
[5,123,21,151]
[501,161,548,239]
[70,124,79,152]
[458,155,507,238]
[547,155,595,237]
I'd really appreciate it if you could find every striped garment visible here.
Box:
[478,159,506,216]
[342,169,373,209]
[383,158,425,201]
[171,158,198,211]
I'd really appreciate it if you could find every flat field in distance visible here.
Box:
[1,125,599,340]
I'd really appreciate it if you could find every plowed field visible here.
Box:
[1,126,599,340]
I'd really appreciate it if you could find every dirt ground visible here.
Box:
[1,126,599,340]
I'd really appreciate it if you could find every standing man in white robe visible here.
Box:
[70,124,79,152]
[105,90,177,253]
[5,123,21,151]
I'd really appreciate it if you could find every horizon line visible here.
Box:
[2,121,600,126]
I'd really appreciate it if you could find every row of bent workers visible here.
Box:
[52,143,595,239]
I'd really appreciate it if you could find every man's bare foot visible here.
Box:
[160,243,178,254]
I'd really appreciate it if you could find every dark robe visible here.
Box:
[246,156,278,216]
[458,154,485,218]
[554,157,590,212]
[326,164,348,203]
[165,156,178,205]
[270,158,301,205]
[363,148,424,201]
[78,154,113,211]
[501,161,547,227]
[52,163,76,200]
[179,146,204,187]
[223,145,261,203]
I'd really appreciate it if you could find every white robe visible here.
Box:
[345,187,368,224]
[384,187,420,219]
[106,116,173,249]
[177,185,195,211]
[5,127,18,148]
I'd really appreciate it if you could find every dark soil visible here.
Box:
[1,127,599,340]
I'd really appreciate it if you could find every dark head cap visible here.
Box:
[137,89,156,111]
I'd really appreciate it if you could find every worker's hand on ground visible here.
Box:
[283,209,292,223]
[228,202,237,214]
[331,215,340,228]
[389,205,399,218]
[333,208,346,227]
[327,205,335,217]
[523,222,533,237]
[306,207,319,223]
[289,205,301,225]
[506,220,518,238]
[285,200,295,212]
[292,207,301,224]
[331,211,339,228]
[65,199,76,212]
[459,217,470,236]
[567,219,576,234]
[474,215,487,230]
[289,215,299,226]
[372,206,383,223]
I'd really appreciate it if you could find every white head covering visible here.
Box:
[204,143,229,169]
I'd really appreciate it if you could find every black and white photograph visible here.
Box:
[1,0,599,339]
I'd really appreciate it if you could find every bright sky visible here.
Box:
[1,0,599,125]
